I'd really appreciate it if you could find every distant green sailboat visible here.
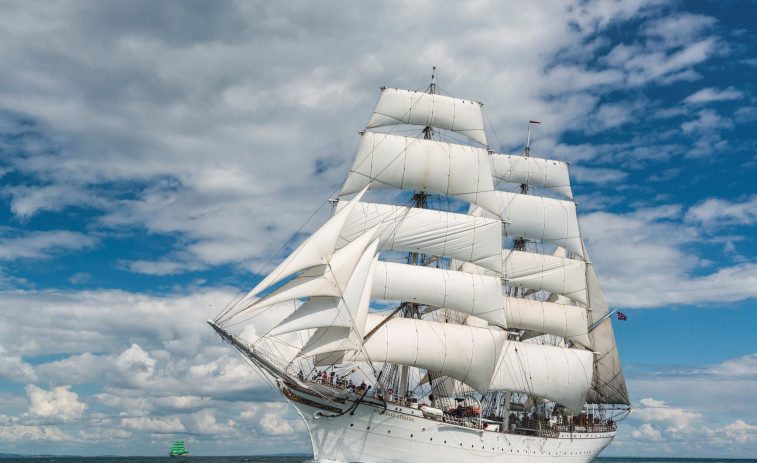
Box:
[169,440,188,457]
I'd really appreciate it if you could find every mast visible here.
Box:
[512,121,538,292]
[399,67,436,399]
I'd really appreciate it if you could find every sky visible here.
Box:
[0,0,756,458]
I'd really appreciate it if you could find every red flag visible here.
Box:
[617,312,627,321]
[529,120,541,124]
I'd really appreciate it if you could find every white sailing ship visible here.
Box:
[210,70,631,463]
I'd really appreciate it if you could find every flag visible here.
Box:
[529,120,541,124]
[617,312,627,321]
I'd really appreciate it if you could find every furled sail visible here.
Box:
[488,342,593,413]
[490,154,573,199]
[371,261,506,327]
[366,87,488,146]
[337,202,503,273]
[340,132,499,214]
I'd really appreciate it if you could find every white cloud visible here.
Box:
[642,13,717,48]
[0,418,70,442]
[639,397,668,408]
[582,201,757,308]
[120,416,185,433]
[0,0,692,277]
[685,195,757,227]
[259,412,295,435]
[631,423,663,441]
[706,353,757,377]
[0,229,96,261]
[680,109,733,133]
[0,345,37,382]
[25,384,87,423]
[684,86,744,104]
[632,398,702,430]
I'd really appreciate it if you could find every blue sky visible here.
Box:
[1,0,756,457]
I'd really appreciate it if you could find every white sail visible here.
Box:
[582,241,630,405]
[488,342,593,413]
[269,238,380,336]
[458,248,587,304]
[501,249,587,304]
[337,202,503,273]
[240,227,379,315]
[491,192,583,257]
[296,255,379,357]
[351,314,506,394]
[371,261,506,327]
[340,132,499,214]
[226,186,370,320]
[366,87,488,146]
[490,154,573,199]
[502,297,590,348]
[300,327,358,358]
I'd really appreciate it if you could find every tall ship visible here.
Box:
[168,440,188,457]
[210,70,631,463]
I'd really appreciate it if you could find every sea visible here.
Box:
[0,458,755,463]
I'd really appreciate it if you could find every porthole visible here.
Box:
[350,423,353,427]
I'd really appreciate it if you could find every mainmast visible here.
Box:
[512,121,539,290]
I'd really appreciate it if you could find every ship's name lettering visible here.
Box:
[374,409,415,422]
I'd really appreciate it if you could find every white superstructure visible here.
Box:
[210,70,630,463]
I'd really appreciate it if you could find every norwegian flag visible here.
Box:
[617,312,628,321]
[529,120,541,124]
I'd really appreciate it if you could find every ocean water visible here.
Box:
[1,458,755,463]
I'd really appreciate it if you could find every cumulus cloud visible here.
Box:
[0,418,70,442]
[632,423,664,441]
[632,397,702,430]
[24,385,87,423]
[582,200,757,308]
[0,0,752,457]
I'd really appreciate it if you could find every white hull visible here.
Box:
[281,383,615,463]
